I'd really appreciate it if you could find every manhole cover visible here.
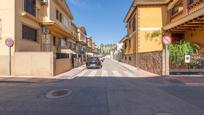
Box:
[46,89,72,99]
[155,113,173,115]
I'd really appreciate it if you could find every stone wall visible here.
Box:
[137,51,163,75]
[122,54,136,67]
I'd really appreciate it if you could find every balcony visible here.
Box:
[188,0,204,14]
[170,10,184,22]
[188,0,203,8]
[165,0,204,30]
[169,1,184,22]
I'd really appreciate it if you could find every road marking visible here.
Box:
[123,71,135,77]
[112,71,122,77]
[87,70,98,77]
[76,70,88,77]
[102,70,108,77]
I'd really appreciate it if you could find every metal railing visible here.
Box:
[55,53,70,59]
[170,54,204,74]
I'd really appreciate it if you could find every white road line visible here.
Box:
[123,71,135,77]
[112,71,122,77]
[76,70,88,77]
[87,70,98,77]
[102,70,108,77]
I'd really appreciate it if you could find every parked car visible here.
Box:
[86,57,102,69]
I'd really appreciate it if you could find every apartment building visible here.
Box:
[86,36,93,55]
[164,0,204,74]
[77,26,88,64]
[122,0,169,74]
[122,0,204,75]
[0,0,78,76]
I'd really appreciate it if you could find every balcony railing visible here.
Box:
[188,0,204,9]
[55,53,70,59]
[42,43,53,52]
[170,10,183,20]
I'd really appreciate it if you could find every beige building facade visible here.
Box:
[164,0,204,74]
[0,0,79,76]
[122,0,169,74]
[122,0,204,75]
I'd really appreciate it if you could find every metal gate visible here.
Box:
[170,54,204,75]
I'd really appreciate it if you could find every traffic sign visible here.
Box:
[5,38,14,47]
[185,55,191,63]
[162,35,172,46]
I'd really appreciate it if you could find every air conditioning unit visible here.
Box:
[41,0,48,5]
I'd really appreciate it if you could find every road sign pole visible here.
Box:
[162,35,171,76]
[9,47,11,76]
[5,38,14,76]
[165,45,167,76]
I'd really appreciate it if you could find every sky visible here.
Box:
[66,0,132,45]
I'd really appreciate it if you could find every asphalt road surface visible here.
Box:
[0,59,204,115]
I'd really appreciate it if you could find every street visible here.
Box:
[0,59,204,115]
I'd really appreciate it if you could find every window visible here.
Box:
[59,13,62,22]
[132,17,136,31]
[129,56,132,61]
[63,17,69,27]
[67,41,72,49]
[22,25,37,42]
[56,9,63,22]
[129,39,131,48]
[124,42,127,49]
[171,1,183,16]
[61,38,67,47]
[56,10,59,20]
[53,36,56,46]
[24,0,36,16]
[129,21,131,30]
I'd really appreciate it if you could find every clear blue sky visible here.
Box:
[66,0,132,45]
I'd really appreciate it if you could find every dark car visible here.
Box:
[86,57,102,69]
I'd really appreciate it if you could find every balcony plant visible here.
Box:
[168,40,200,67]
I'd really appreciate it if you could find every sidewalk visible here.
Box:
[55,65,86,79]
[111,59,159,77]
[0,65,86,80]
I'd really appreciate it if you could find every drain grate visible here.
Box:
[46,89,72,99]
